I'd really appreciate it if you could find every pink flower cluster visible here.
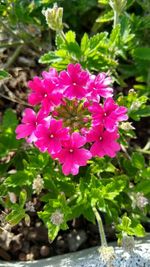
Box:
[16,64,128,175]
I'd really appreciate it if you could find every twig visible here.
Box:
[0,19,19,39]
[0,41,24,48]
[4,45,23,69]
[0,92,31,107]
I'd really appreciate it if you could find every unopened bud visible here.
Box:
[43,4,63,32]
[32,175,44,195]
[109,0,127,13]
[130,101,141,111]
[120,122,135,131]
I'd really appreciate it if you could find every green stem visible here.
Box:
[58,30,68,44]
[92,205,107,247]
[113,10,119,28]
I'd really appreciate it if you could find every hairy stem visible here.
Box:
[92,205,107,247]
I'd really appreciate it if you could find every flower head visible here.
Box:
[16,63,128,176]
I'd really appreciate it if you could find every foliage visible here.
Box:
[0,0,149,245]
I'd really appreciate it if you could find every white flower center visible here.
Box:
[104,112,107,117]
[69,149,74,153]
[50,134,54,138]
[99,136,103,141]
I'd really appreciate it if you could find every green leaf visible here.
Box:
[96,10,113,23]
[80,33,89,53]
[133,224,145,237]
[132,152,145,169]
[109,24,121,46]
[6,207,25,225]
[0,70,10,80]
[103,176,127,200]
[39,52,61,64]
[65,30,76,43]
[2,109,18,129]
[133,47,150,61]
[135,180,150,195]
[5,170,34,187]
[89,32,108,50]
[19,190,27,208]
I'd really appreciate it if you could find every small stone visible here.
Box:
[30,245,40,259]
[18,252,26,261]
[67,230,87,252]
[40,245,51,257]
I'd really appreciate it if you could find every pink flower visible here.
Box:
[59,63,89,99]
[15,108,45,143]
[55,132,92,175]
[88,73,113,100]
[42,67,59,81]
[28,77,62,113]
[35,118,69,154]
[89,98,128,132]
[87,125,120,158]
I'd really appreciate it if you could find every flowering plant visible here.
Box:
[16,63,127,176]
[0,2,149,253]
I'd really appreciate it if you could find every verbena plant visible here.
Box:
[0,0,149,251]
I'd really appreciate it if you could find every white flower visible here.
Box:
[25,201,35,212]
[50,210,64,225]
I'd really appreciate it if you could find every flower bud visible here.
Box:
[43,4,63,32]
[109,0,127,13]
[32,175,44,195]
[120,122,135,131]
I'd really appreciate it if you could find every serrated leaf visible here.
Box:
[109,24,121,45]
[39,52,61,64]
[65,30,76,43]
[6,208,25,225]
[55,34,64,48]
[80,33,89,53]
[96,10,113,23]
[89,32,108,50]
